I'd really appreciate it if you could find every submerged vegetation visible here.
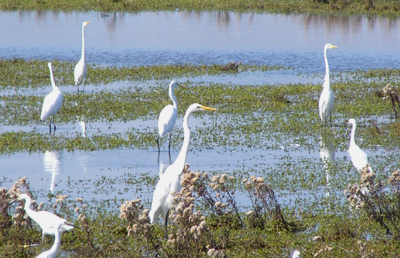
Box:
[1,0,400,17]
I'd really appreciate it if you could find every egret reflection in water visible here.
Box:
[75,101,87,137]
[319,133,336,197]
[43,151,61,193]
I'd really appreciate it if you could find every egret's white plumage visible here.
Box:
[41,62,63,133]
[74,21,89,92]
[318,43,337,126]
[157,81,185,153]
[17,194,74,243]
[35,220,64,258]
[347,118,372,173]
[150,103,217,238]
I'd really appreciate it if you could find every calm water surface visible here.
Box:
[1,11,399,207]
[1,11,400,71]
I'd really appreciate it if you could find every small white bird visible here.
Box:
[16,194,74,243]
[41,62,63,133]
[74,21,90,93]
[150,103,217,239]
[318,43,337,127]
[292,250,301,258]
[347,118,372,173]
[157,81,186,153]
[35,220,64,258]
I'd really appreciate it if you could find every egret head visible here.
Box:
[170,80,186,90]
[325,43,338,50]
[83,21,90,27]
[188,103,217,113]
[347,118,356,126]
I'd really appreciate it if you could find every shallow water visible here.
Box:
[1,11,400,71]
[1,10,400,210]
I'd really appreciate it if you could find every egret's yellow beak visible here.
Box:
[178,84,186,89]
[331,45,338,49]
[200,105,217,111]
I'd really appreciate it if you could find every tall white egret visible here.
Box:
[157,81,186,154]
[41,62,63,133]
[318,43,337,127]
[347,118,372,173]
[150,103,217,239]
[35,220,64,258]
[74,21,90,93]
[16,194,74,243]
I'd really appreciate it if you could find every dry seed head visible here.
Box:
[211,176,219,182]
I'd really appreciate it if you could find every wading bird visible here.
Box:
[347,118,372,173]
[41,62,63,133]
[74,21,90,92]
[157,81,185,155]
[150,103,217,239]
[36,220,64,258]
[15,194,74,243]
[318,43,337,127]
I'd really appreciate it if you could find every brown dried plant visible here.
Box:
[1,177,32,229]
[119,198,158,256]
[243,176,288,230]
[181,164,244,228]
[382,83,400,118]
[345,165,400,235]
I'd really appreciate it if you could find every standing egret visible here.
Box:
[150,103,217,239]
[16,194,74,243]
[157,81,186,155]
[41,62,63,133]
[347,118,372,173]
[74,21,90,93]
[36,220,64,258]
[318,43,337,127]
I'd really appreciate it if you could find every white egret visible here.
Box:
[318,43,337,127]
[41,62,63,133]
[157,81,186,154]
[35,220,64,258]
[74,21,90,93]
[150,103,217,238]
[347,118,372,173]
[16,194,74,243]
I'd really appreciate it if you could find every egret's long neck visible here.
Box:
[169,86,178,109]
[47,228,61,257]
[49,67,57,90]
[23,198,36,218]
[324,48,330,85]
[174,112,191,174]
[81,25,86,61]
[350,122,356,146]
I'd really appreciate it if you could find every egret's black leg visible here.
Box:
[164,210,170,239]
[168,133,172,154]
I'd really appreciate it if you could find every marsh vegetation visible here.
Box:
[0,57,399,256]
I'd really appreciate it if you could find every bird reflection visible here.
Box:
[319,133,336,197]
[75,101,87,137]
[78,116,87,137]
[43,151,61,193]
